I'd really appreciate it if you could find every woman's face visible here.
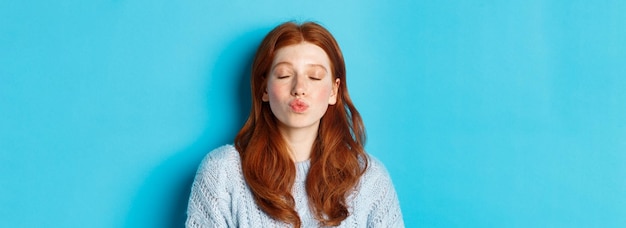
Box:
[263,42,339,132]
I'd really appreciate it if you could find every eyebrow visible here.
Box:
[271,62,328,73]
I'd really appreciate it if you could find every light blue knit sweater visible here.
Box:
[186,145,404,227]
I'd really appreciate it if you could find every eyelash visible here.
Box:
[277,75,321,81]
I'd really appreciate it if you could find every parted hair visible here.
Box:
[234,21,368,227]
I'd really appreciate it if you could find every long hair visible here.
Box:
[234,21,368,227]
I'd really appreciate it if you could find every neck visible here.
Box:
[278,123,319,162]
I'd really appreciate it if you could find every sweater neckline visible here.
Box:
[295,159,311,182]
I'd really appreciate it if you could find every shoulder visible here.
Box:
[352,154,404,226]
[362,154,393,183]
[194,144,243,189]
[353,154,398,202]
[197,144,241,172]
[187,145,246,227]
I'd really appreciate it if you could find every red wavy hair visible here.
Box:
[234,21,368,227]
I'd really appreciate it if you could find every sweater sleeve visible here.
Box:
[366,160,405,228]
[186,147,236,228]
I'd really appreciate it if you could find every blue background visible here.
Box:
[1,0,625,227]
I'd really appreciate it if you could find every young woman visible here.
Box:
[186,21,404,228]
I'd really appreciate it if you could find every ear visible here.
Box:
[262,90,269,102]
[328,78,340,105]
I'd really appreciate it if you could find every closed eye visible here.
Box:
[309,77,322,81]
[277,75,291,79]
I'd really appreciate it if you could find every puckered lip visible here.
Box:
[289,99,309,113]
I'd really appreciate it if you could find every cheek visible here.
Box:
[312,85,332,101]
[267,83,287,101]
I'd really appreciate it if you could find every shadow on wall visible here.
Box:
[123,26,271,228]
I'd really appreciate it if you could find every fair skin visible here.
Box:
[262,42,340,162]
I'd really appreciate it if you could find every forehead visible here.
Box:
[271,42,331,70]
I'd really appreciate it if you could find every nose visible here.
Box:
[291,76,306,96]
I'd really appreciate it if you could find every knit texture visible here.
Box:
[186,145,404,227]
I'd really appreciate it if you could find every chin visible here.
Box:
[279,120,319,129]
